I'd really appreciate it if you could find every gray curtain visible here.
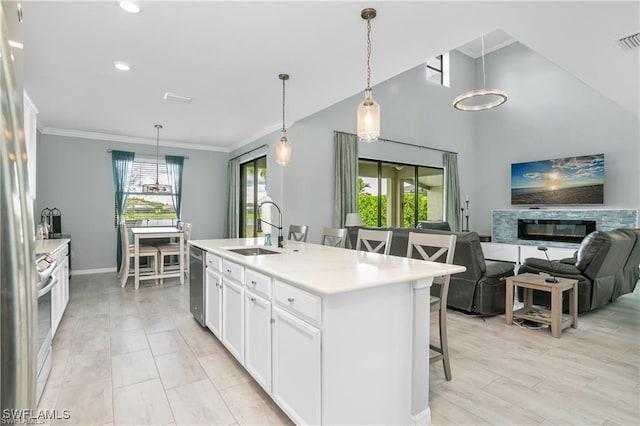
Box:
[443,152,461,232]
[111,150,135,270]
[224,158,240,238]
[165,155,185,219]
[333,132,358,228]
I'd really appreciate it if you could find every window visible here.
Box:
[240,156,267,238]
[358,159,444,228]
[120,158,178,227]
[426,52,450,87]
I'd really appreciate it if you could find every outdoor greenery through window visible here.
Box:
[358,159,444,228]
[120,158,177,226]
[240,156,267,238]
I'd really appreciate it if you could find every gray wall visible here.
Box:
[230,50,478,244]
[36,133,227,271]
[474,43,640,235]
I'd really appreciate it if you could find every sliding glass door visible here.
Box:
[240,156,267,238]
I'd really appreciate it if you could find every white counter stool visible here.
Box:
[321,227,347,248]
[118,221,159,287]
[355,229,392,255]
[288,224,309,242]
[407,232,457,381]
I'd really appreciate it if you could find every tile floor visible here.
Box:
[39,273,639,425]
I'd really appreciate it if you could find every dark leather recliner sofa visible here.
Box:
[348,225,515,316]
[518,229,639,313]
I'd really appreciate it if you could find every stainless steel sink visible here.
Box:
[227,247,281,256]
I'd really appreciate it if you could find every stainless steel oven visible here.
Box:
[35,255,58,403]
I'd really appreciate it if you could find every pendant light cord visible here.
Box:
[282,77,286,135]
[155,124,162,185]
[366,17,372,91]
[481,36,486,90]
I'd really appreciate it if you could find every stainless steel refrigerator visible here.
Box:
[1,0,37,413]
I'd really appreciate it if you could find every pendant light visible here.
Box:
[275,73,292,166]
[453,36,508,111]
[356,8,380,142]
[147,124,169,193]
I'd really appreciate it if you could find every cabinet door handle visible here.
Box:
[287,297,295,303]
[215,281,220,287]
[249,297,256,302]
[251,280,257,285]
[226,269,231,274]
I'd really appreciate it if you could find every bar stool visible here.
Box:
[288,224,309,242]
[406,231,457,381]
[355,229,392,254]
[321,227,347,248]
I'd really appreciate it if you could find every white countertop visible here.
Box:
[35,238,70,255]
[189,238,466,296]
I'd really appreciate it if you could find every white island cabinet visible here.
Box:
[204,253,222,338]
[189,238,465,425]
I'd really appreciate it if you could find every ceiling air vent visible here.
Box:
[163,92,192,103]
[616,32,640,51]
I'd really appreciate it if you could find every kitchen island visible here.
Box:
[189,238,465,425]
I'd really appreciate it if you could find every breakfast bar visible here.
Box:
[189,238,465,425]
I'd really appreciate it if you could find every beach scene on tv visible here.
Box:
[511,154,604,205]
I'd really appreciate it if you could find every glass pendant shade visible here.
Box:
[357,91,380,143]
[275,136,291,165]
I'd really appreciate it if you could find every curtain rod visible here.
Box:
[107,149,189,159]
[229,143,269,161]
[334,131,458,155]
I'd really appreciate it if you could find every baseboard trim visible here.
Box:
[411,407,431,425]
[72,267,117,276]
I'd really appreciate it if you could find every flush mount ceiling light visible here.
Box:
[114,61,131,71]
[275,73,292,166]
[453,36,508,111]
[118,1,141,14]
[356,8,380,142]
[145,124,170,193]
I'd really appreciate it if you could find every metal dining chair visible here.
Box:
[321,227,347,248]
[406,231,457,381]
[288,224,309,242]
[355,229,392,255]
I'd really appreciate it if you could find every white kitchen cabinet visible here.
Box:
[272,306,321,426]
[222,277,244,363]
[51,243,69,337]
[205,268,222,339]
[244,289,271,392]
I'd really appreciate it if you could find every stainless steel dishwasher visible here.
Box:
[189,246,206,326]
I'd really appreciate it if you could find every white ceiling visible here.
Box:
[21,1,639,152]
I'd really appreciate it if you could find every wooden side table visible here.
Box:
[505,273,578,338]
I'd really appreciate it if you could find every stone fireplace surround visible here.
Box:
[492,209,639,247]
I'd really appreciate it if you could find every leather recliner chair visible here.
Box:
[518,230,636,313]
[348,226,515,316]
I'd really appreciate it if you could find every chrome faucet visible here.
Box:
[258,200,284,248]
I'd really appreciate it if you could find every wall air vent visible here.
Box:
[163,92,193,103]
[616,32,640,51]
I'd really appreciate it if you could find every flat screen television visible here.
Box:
[511,153,604,205]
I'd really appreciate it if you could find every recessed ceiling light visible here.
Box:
[114,61,131,71]
[118,1,141,14]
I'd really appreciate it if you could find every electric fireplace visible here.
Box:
[517,219,596,244]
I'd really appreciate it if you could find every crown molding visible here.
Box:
[39,127,230,153]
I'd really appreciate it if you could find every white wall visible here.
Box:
[474,43,640,235]
[36,133,227,271]
[230,50,478,244]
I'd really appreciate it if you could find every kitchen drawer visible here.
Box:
[206,253,222,271]
[274,280,321,325]
[222,259,244,283]
[246,268,272,299]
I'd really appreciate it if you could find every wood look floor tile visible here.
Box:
[199,351,252,391]
[220,381,293,426]
[53,378,112,425]
[112,379,174,425]
[109,328,149,355]
[165,379,235,425]
[111,348,159,389]
[147,329,190,357]
[155,349,208,390]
